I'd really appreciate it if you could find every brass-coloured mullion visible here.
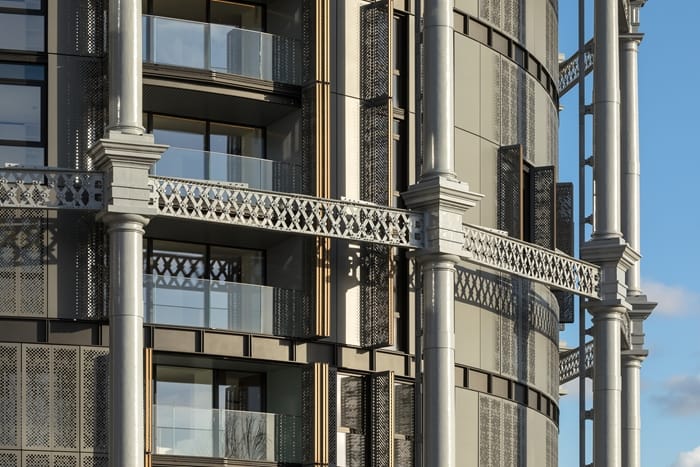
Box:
[144,347,153,457]
[311,362,330,466]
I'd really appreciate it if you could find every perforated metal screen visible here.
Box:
[531,166,555,249]
[497,145,523,238]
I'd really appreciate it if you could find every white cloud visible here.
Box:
[642,279,700,316]
[654,375,700,416]
[673,445,700,467]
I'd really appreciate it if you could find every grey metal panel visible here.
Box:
[0,210,46,318]
[0,344,21,449]
[360,244,391,348]
[478,395,523,467]
[393,383,414,466]
[497,145,522,238]
[22,345,51,450]
[79,347,108,454]
[0,451,20,467]
[51,348,79,451]
[369,372,392,467]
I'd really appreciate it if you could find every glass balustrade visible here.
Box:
[154,405,302,463]
[143,15,302,85]
[144,274,302,335]
[151,147,301,192]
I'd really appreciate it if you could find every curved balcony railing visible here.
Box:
[143,274,306,336]
[154,404,302,463]
[143,15,302,85]
[151,147,302,193]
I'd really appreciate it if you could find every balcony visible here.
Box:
[154,405,302,463]
[143,15,302,86]
[151,147,302,193]
[143,274,305,336]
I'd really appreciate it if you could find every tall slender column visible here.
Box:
[621,354,643,467]
[403,2,480,466]
[104,213,148,467]
[620,33,643,296]
[581,1,640,466]
[422,0,454,179]
[107,0,144,134]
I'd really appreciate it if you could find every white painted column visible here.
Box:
[622,354,643,467]
[104,213,148,467]
[107,0,144,134]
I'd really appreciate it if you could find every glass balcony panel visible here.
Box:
[151,147,300,192]
[144,274,286,335]
[143,15,301,85]
[154,405,302,463]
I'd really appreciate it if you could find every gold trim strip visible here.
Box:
[144,347,153,454]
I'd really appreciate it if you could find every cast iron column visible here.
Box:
[91,2,166,466]
[580,0,639,466]
[403,1,481,465]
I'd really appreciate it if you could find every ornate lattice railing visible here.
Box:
[462,224,600,299]
[0,168,104,210]
[560,341,594,384]
[558,39,594,96]
[149,176,424,247]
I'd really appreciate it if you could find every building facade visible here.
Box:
[0,0,650,466]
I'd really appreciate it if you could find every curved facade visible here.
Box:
[0,0,652,466]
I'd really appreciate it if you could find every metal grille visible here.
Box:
[57,56,106,171]
[150,176,423,248]
[555,182,574,323]
[273,288,311,338]
[530,166,555,249]
[479,396,523,467]
[497,145,522,238]
[462,223,600,298]
[0,451,20,467]
[79,455,107,467]
[328,367,337,466]
[0,170,104,210]
[546,420,558,467]
[0,345,21,449]
[501,58,517,146]
[74,214,108,320]
[301,0,314,85]
[545,1,558,81]
[22,452,79,467]
[51,348,79,450]
[80,347,108,453]
[559,341,594,384]
[393,383,414,466]
[360,1,391,101]
[22,345,79,451]
[558,39,594,96]
[0,210,46,317]
[479,0,521,41]
[300,86,315,195]
[360,103,391,206]
[22,345,51,450]
[340,375,366,466]
[301,366,312,465]
[360,244,392,348]
[370,372,393,467]
[58,0,106,57]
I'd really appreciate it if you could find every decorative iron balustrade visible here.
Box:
[560,341,594,385]
[558,39,594,96]
[0,168,103,210]
[462,224,600,299]
[148,176,424,248]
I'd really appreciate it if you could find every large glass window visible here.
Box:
[0,0,45,52]
[0,62,45,167]
[146,0,264,30]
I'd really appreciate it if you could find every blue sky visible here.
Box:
[556,1,700,466]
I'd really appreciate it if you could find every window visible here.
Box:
[0,62,45,167]
[145,113,266,183]
[144,0,264,30]
[0,0,45,52]
[497,144,556,248]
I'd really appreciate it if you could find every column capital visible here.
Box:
[88,134,168,218]
[620,32,644,45]
[581,237,640,306]
[403,176,482,257]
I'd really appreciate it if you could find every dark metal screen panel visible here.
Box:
[339,375,366,467]
[0,344,21,449]
[80,347,108,453]
[370,372,394,467]
[497,145,523,238]
[530,166,556,249]
[555,183,574,323]
[360,244,393,348]
[0,451,20,467]
[393,383,414,466]
[360,1,392,101]
[74,214,109,319]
